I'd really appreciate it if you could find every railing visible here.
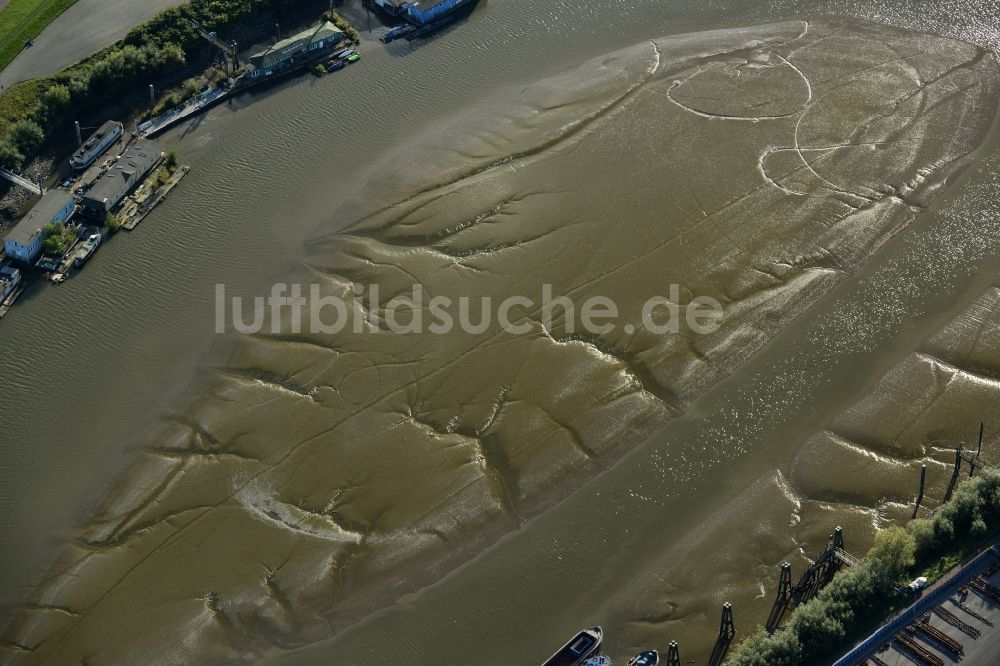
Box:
[0,167,41,196]
[835,548,861,568]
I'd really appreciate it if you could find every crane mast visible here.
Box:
[189,19,239,73]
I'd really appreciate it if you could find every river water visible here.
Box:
[1,0,998,663]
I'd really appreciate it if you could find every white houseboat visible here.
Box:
[70,120,124,170]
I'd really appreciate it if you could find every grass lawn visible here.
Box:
[0,77,42,137]
[0,0,78,72]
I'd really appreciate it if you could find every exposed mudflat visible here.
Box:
[3,17,999,665]
[610,281,1000,659]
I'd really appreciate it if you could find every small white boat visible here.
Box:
[74,233,102,268]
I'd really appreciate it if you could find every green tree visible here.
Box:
[790,598,845,657]
[163,149,178,171]
[42,223,76,255]
[42,84,72,111]
[10,120,44,152]
[105,212,122,233]
[156,167,171,187]
[149,43,186,70]
[65,71,92,101]
[0,140,24,169]
[907,518,936,556]
[726,627,801,666]
[867,526,916,582]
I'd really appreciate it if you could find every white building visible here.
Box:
[3,190,76,265]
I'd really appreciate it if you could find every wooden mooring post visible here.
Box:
[665,640,681,666]
[968,421,986,477]
[945,443,963,503]
[912,464,927,519]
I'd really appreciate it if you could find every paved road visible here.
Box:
[873,581,1000,666]
[0,0,184,85]
[834,546,1000,665]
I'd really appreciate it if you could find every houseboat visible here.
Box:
[375,0,479,42]
[542,627,604,666]
[70,120,123,170]
[0,263,23,304]
[240,21,348,89]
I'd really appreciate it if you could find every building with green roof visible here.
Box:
[247,22,344,79]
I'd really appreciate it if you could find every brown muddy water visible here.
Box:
[1,0,1000,664]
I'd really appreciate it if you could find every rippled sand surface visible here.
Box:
[3,18,998,664]
[795,284,1000,509]
[610,282,1000,659]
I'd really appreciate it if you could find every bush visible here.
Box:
[163,149,178,171]
[159,91,183,112]
[907,469,1000,556]
[727,626,802,666]
[9,119,44,152]
[790,599,847,656]
[0,139,24,169]
[41,222,76,255]
[907,518,935,556]
[105,213,122,233]
[41,84,71,112]
[323,10,361,43]
[867,526,916,582]
[150,43,186,70]
[156,167,172,187]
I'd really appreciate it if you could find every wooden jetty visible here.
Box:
[136,89,229,139]
[119,165,190,231]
